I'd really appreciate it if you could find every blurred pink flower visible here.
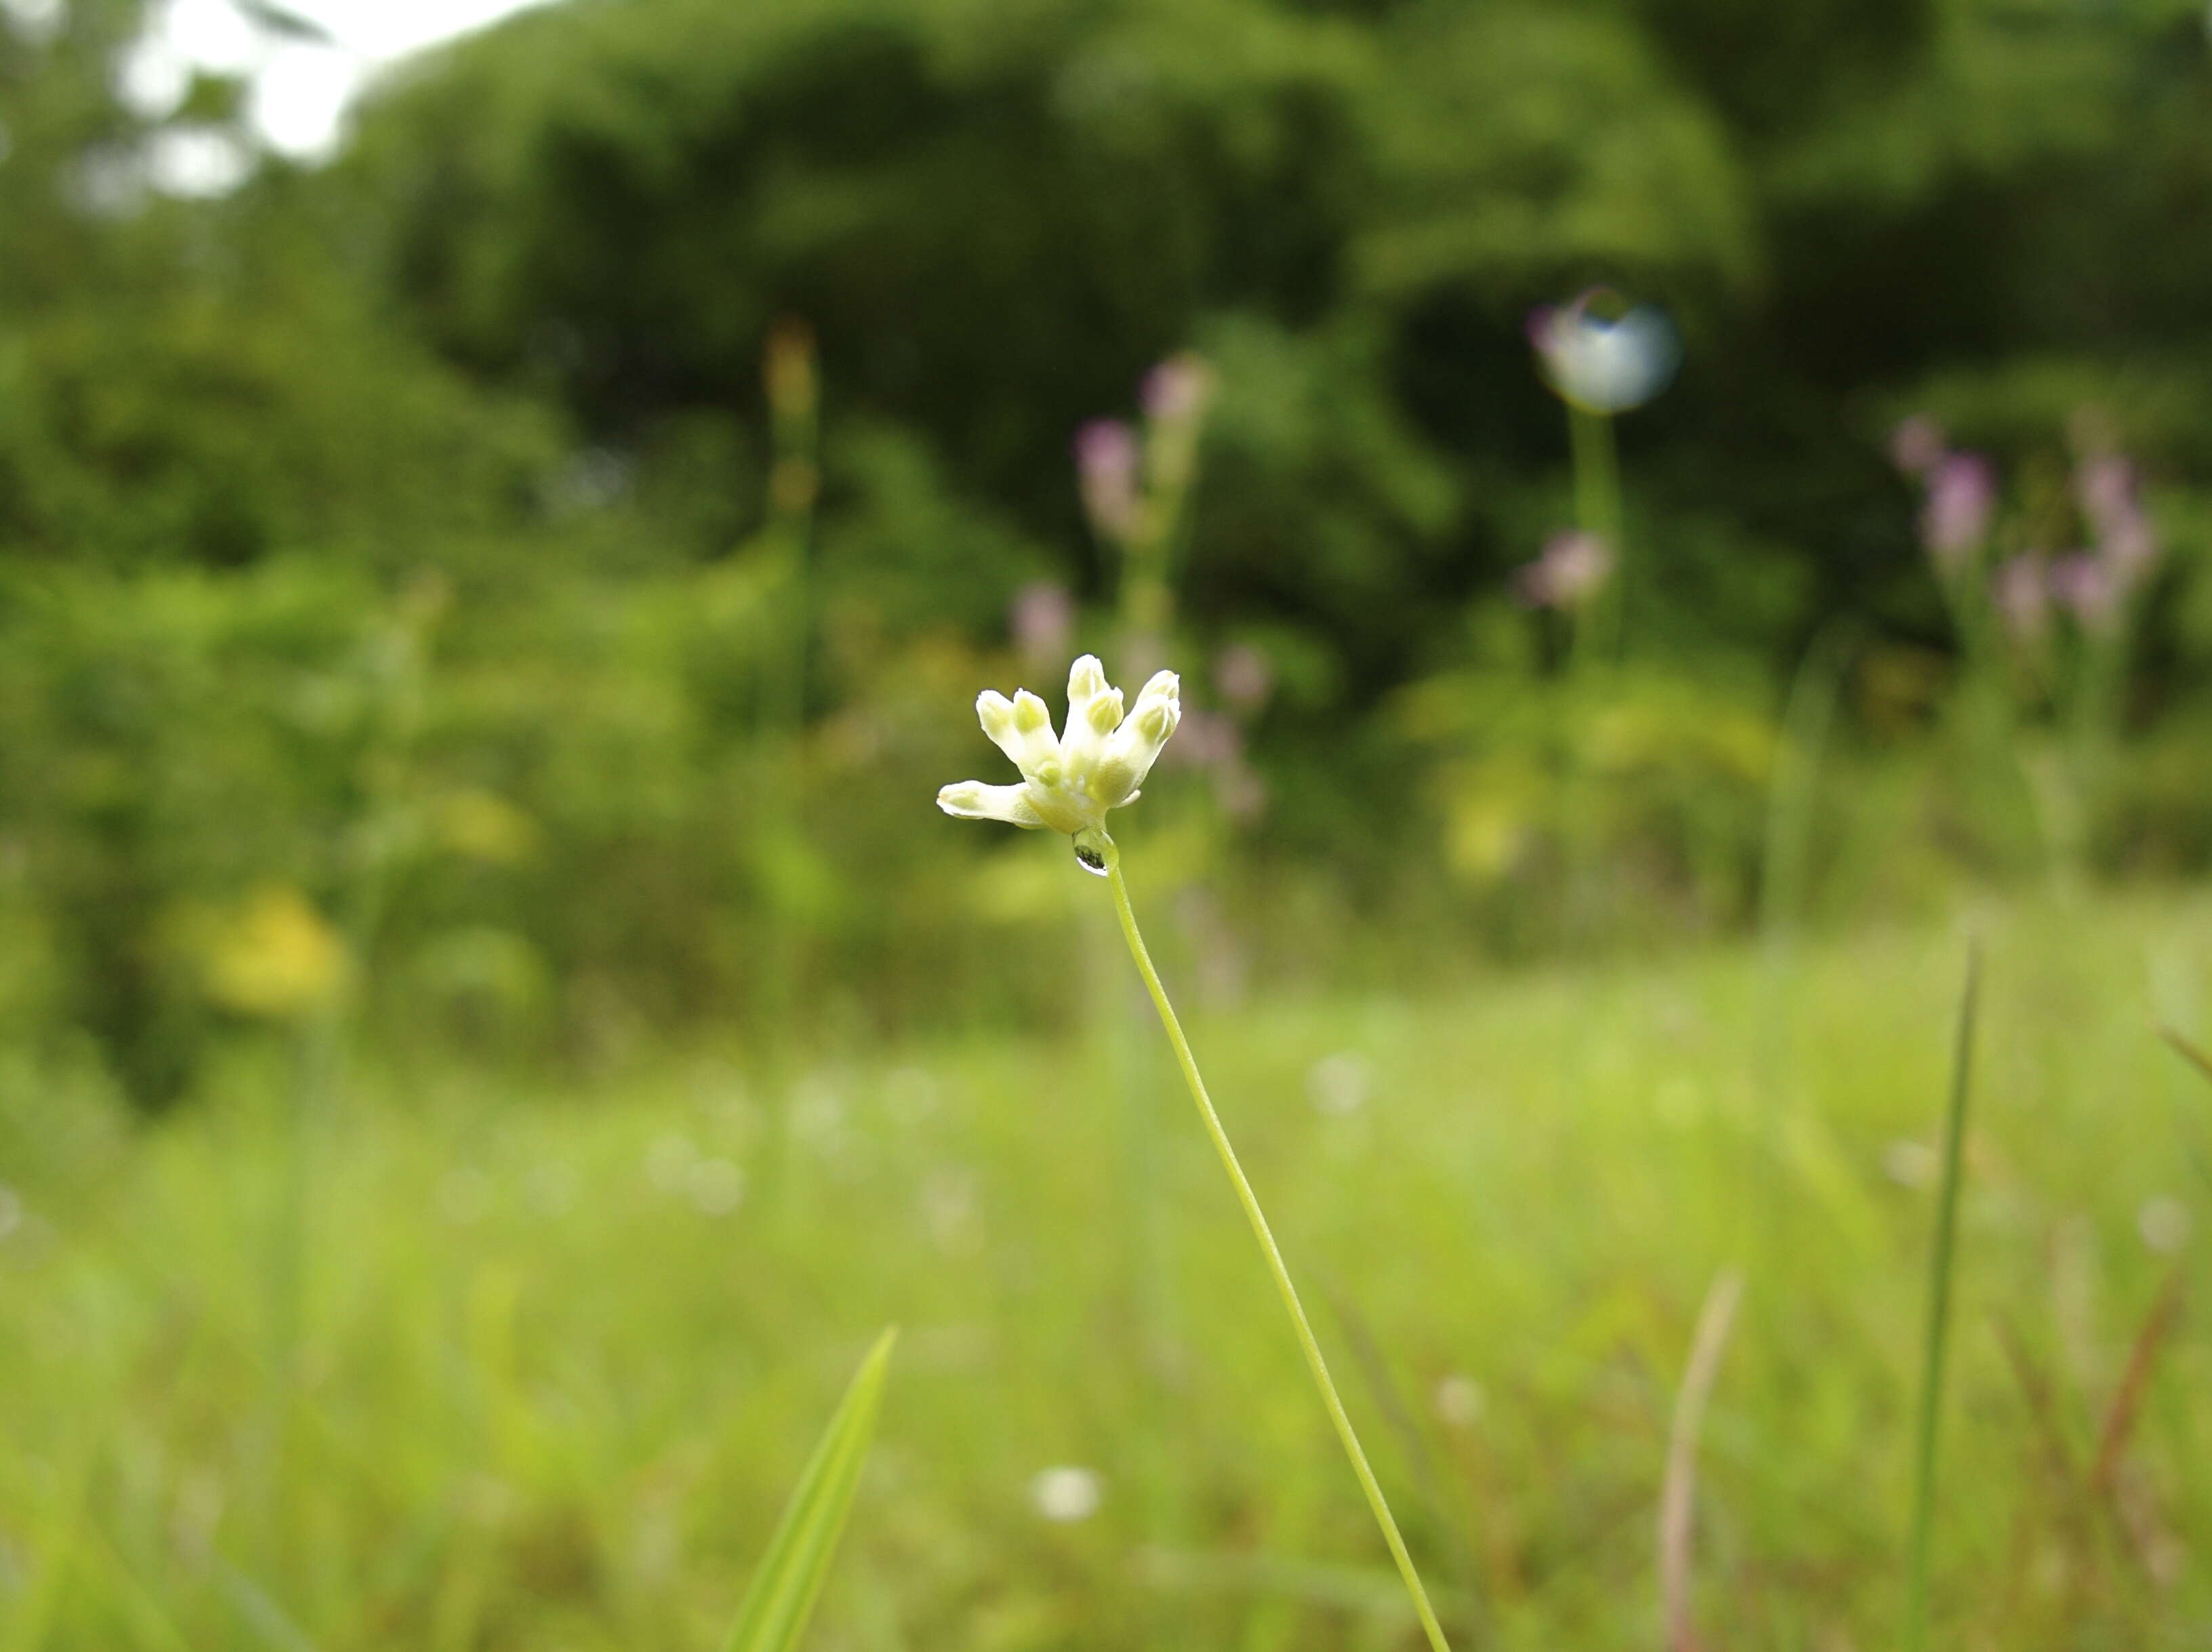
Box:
[2049,553,2121,634]
[1515,529,1614,609]
[1992,554,2050,646]
[1008,581,1074,669]
[1214,643,1273,713]
[1214,758,1267,825]
[1073,419,1141,543]
[1919,453,1994,571]
[2076,453,2135,525]
[1120,629,1170,685]
[2075,454,2158,584]
[1141,353,1215,427]
[1164,707,1243,769]
[1889,414,1946,476]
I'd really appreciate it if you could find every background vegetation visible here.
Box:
[1,0,2209,1646]
[5,0,2211,1100]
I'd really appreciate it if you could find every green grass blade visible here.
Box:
[2158,1025,2212,1087]
[214,1560,323,1652]
[722,1327,899,1652]
[1903,945,1980,1652]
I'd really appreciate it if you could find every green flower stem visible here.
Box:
[1568,404,1624,663]
[1101,840,1454,1652]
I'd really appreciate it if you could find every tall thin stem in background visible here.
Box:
[259,578,441,1552]
[755,317,820,1094]
[732,317,823,1228]
[1568,405,1625,663]
[1559,405,1624,942]
[1100,836,1454,1652]
[1904,945,1982,1652]
[763,316,820,753]
[1659,1268,1742,1652]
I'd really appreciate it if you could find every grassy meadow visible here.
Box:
[4,880,2207,1651]
[12,3,2212,1647]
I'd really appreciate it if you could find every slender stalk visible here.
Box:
[1101,840,1453,1652]
[1568,405,1625,663]
[1904,945,1980,1652]
[1559,405,1624,947]
[1660,1268,1742,1652]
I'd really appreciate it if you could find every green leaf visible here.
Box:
[1903,947,1980,1652]
[721,1327,899,1652]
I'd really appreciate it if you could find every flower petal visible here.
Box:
[1067,654,1108,711]
[1060,657,1123,784]
[1091,671,1181,808]
[936,781,1047,828]
[977,689,1059,779]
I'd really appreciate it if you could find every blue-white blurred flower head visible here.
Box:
[937,655,1181,853]
[1527,289,1681,415]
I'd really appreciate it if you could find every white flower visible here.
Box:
[1029,1465,1103,1523]
[937,655,1181,848]
[1528,291,1680,415]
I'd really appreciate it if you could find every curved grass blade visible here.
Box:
[2158,1025,2212,1087]
[722,1327,899,1652]
[1660,1267,1742,1652]
[1902,945,1979,1652]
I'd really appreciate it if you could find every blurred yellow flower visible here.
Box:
[201,884,348,1019]
[435,789,542,866]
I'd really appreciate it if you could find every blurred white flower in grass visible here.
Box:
[937,655,1182,868]
[684,1157,746,1217]
[1030,1466,1103,1523]
[1528,290,1680,415]
[793,1074,850,1148]
[2138,1197,2191,1255]
[1883,1139,1937,1189]
[1307,1051,1371,1116]
[1433,1375,1486,1428]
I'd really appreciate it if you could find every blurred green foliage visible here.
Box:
[3,0,2211,1100]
